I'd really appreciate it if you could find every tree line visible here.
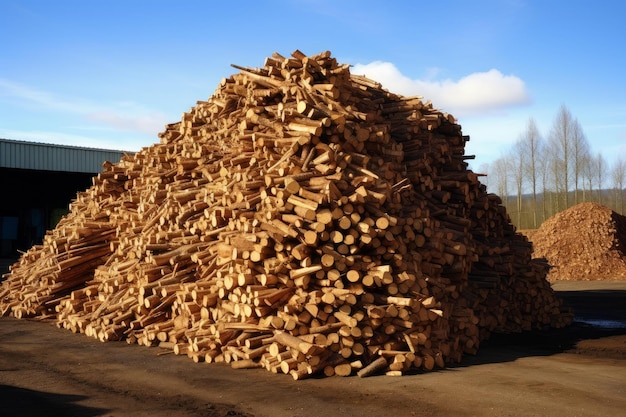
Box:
[478,104,626,230]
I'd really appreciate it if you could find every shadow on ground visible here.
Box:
[454,288,626,368]
[0,384,109,417]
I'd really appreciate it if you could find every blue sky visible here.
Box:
[1,0,625,171]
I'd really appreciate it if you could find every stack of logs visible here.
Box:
[0,50,571,379]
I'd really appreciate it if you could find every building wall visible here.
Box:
[0,139,129,258]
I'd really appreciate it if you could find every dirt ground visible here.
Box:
[1,280,625,417]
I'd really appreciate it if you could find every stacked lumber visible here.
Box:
[0,50,571,378]
[525,202,626,281]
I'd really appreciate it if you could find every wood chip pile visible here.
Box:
[0,50,571,378]
[526,202,626,281]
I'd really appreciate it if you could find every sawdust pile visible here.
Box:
[528,202,626,281]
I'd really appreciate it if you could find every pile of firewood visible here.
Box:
[527,202,626,281]
[0,50,571,379]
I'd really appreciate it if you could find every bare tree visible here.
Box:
[611,156,626,214]
[548,105,576,208]
[571,120,590,205]
[491,157,510,208]
[594,153,608,205]
[511,139,525,227]
[547,138,565,213]
[518,118,543,228]
[581,152,594,202]
[536,138,551,224]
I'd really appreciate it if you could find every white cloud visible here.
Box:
[0,78,90,113]
[351,61,531,117]
[0,128,148,151]
[0,78,169,136]
[86,110,167,136]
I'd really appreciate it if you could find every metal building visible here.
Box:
[0,138,130,258]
